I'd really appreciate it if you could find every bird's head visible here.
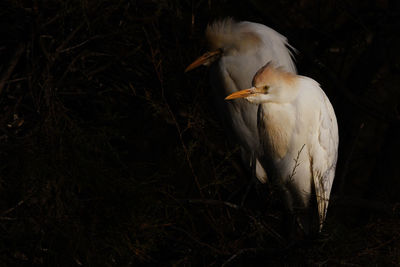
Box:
[185,18,262,72]
[225,63,297,104]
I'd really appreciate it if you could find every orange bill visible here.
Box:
[185,49,222,72]
[225,88,256,100]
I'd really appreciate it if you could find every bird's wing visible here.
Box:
[240,21,297,74]
[310,90,339,230]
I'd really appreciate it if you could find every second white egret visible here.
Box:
[186,18,296,183]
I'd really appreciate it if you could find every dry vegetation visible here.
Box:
[0,0,399,266]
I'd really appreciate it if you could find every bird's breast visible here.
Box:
[258,103,295,160]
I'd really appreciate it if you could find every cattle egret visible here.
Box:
[225,63,339,233]
[186,18,296,184]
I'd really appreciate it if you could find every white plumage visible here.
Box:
[186,18,296,183]
[225,63,339,232]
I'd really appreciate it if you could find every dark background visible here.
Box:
[0,0,399,265]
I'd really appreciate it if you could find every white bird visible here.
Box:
[186,18,296,184]
[225,63,339,233]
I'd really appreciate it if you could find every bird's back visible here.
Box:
[298,77,338,226]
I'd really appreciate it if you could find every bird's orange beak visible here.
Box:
[225,87,258,100]
[185,49,222,72]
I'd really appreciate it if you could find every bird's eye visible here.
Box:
[263,85,269,92]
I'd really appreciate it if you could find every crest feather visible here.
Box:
[206,18,262,52]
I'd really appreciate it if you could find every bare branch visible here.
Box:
[0,44,25,95]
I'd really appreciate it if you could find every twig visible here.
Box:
[55,22,85,53]
[185,199,285,245]
[221,248,261,267]
[57,35,102,53]
[288,144,305,182]
[170,226,226,255]
[0,216,16,221]
[5,77,28,84]
[1,200,25,216]
[357,235,398,257]
[221,245,299,267]
[186,198,242,210]
[0,44,26,95]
